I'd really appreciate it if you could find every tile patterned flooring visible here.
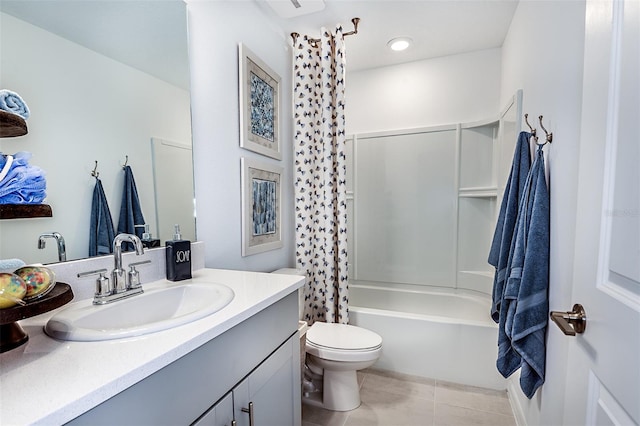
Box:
[302,369,516,426]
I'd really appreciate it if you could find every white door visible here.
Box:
[560,0,639,424]
[150,138,196,242]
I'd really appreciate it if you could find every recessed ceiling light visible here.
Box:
[387,37,412,52]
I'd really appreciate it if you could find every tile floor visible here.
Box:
[302,369,516,426]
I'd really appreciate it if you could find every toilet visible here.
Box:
[305,321,382,411]
[271,268,383,411]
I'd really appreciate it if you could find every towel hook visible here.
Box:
[538,115,553,144]
[91,161,99,178]
[524,113,537,137]
[122,155,128,169]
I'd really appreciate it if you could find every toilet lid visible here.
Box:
[306,322,382,351]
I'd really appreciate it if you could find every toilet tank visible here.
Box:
[272,268,305,320]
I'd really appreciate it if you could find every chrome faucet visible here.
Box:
[76,234,150,305]
[37,232,67,262]
[112,233,145,294]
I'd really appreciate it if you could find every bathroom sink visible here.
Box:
[44,282,234,342]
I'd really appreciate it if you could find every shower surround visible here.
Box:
[345,94,521,390]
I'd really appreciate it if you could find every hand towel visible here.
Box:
[488,132,532,322]
[117,165,145,251]
[499,144,550,398]
[0,152,47,204]
[0,90,30,119]
[89,177,116,256]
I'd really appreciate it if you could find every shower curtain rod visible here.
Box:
[290,17,360,46]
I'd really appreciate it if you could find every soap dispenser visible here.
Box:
[135,224,160,248]
[165,224,191,281]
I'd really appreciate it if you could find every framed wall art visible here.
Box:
[239,43,282,160]
[241,157,283,256]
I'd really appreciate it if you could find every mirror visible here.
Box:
[0,1,195,264]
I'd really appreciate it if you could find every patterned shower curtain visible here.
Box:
[293,26,349,325]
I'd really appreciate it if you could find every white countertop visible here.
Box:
[0,268,303,426]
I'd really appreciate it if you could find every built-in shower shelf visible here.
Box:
[458,187,497,198]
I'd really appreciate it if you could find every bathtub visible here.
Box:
[349,284,506,390]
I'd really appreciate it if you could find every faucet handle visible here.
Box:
[127,260,151,289]
[129,260,151,268]
[77,268,111,300]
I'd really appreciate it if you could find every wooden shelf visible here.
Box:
[0,110,28,138]
[0,204,53,219]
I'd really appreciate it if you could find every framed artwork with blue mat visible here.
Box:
[241,157,283,256]
[239,43,281,160]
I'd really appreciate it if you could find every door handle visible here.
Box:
[550,304,586,335]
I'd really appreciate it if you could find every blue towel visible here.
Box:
[0,258,26,272]
[498,144,550,398]
[89,177,115,256]
[117,165,145,251]
[489,132,532,322]
[0,152,47,204]
[0,90,30,119]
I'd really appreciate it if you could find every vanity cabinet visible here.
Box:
[67,292,301,426]
[195,332,298,426]
[195,392,233,426]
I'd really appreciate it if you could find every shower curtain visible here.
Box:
[293,26,349,325]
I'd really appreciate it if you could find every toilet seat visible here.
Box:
[306,322,382,362]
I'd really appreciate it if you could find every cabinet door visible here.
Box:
[193,392,234,426]
[233,337,299,426]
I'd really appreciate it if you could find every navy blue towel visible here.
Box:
[489,132,532,322]
[117,165,145,250]
[89,177,115,256]
[498,144,550,398]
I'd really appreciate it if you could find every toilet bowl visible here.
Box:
[304,321,382,411]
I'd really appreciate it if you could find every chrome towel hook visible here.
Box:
[524,113,537,137]
[538,115,553,144]
[91,160,99,178]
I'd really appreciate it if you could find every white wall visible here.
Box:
[0,13,192,263]
[186,1,295,271]
[345,48,502,134]
[500,1,586,425]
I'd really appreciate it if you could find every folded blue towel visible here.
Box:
[0,258,26,272]
[0,90,30,119]
[489,132,532,322]
[0,152,47,204]
[498,144,550,398]
[117,165,145,251]
[89,177,116,256]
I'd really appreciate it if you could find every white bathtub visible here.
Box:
[349,284,506,390]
